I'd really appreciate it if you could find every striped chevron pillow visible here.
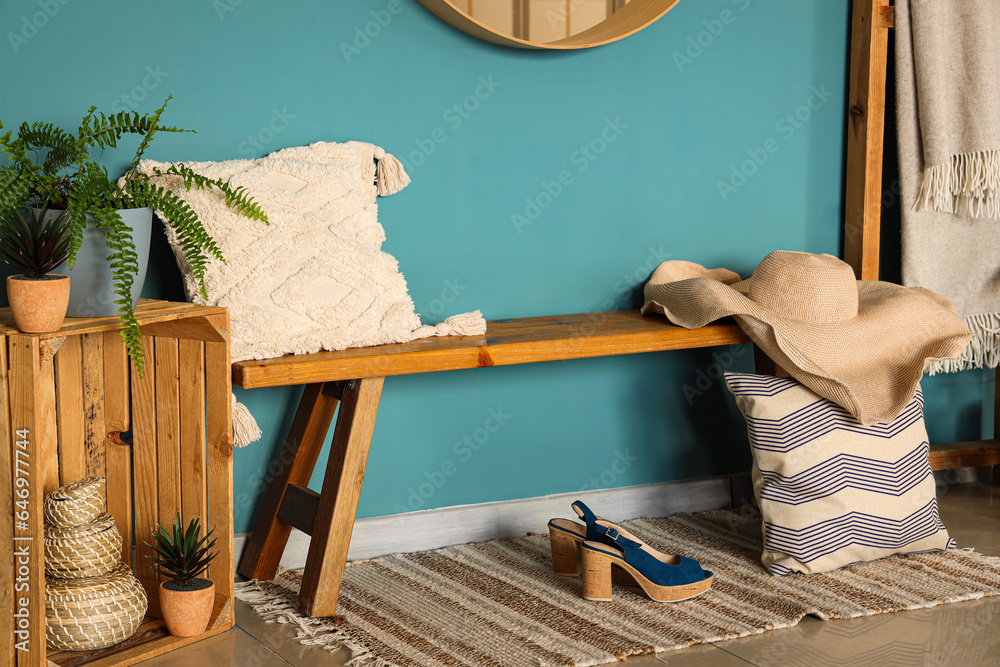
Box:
[725,372,955,575]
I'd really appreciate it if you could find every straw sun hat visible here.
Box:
[642,250,972,425]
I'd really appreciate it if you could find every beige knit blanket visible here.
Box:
[896,0,1000,373]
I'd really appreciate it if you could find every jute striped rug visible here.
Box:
[235,507,1000,666]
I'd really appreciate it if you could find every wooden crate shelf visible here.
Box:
[1,300,234,667]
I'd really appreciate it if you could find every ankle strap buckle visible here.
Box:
[604,527,620,542]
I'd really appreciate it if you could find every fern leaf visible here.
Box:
[131,97,188,170]
[117,310,144,377]
[128,181,220,299]
[62,202,88,269]
[89,206,145,375]
[79,101,192,156]
[153,164,269,223]
[0,167,29,226]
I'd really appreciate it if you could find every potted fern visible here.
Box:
[0,202,72,333]
[0,97,267,373]
[146,513,218,637]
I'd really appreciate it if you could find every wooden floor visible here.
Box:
[139,481,1000,667]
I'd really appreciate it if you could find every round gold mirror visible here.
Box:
[417,0,683,50]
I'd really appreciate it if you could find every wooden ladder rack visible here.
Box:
[843,0,1000,473]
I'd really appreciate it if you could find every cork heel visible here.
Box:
[549,524,580,576]
[579,522,714,603]
[581,545,614,601]
[548,520,637,585]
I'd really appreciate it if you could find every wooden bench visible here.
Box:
[234,309,1000,620]
[233,310,748,617]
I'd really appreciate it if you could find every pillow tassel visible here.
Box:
[232,393,262,448]
[373,146,411,196]
[440,310,487,336]
[410,310,487,340]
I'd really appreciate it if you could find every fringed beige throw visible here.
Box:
[900,0,1000,219]
[896,0,1000,374]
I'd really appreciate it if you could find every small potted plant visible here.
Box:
[146,513,218,637]
[0,97,267,373]
[0,201,72,333]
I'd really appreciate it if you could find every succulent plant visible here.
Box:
[0,201,71,278]
[145,513,218,587]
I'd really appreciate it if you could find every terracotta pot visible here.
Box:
[6,274,70,333]
[158,579,216,637]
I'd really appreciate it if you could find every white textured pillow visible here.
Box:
[725,372,955,575]
[137,141,421,362]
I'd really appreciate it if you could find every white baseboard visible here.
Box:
[232,475,739,571]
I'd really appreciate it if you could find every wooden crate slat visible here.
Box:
[154,339,182,533]
[81,333,107,499]
[52,306,224,338]
[205,312,234,628]
[9,335,47,666]
[103,331,130,432]
[179,339,208,528]
[136,299,190,313]
[135,299,196,314]
[104,331,133,567]
[54,335,86,486]
[105,433,134,569]
[0,302,227,340]
[135,578,162,620]
[0,341,12,667]
[141,316,227,343]
[38,339,61,497]
[131,335,159,582]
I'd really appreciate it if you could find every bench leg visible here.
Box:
[237,382,341,581]
[298,376,385,617]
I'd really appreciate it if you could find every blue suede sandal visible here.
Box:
[547,501,635,584]
[580,520,713,603]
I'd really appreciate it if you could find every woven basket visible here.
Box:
[46,562,148,651]
[45,513,122,579]
[44,477,105,528]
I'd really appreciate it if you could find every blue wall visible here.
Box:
[1,0,992,533]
